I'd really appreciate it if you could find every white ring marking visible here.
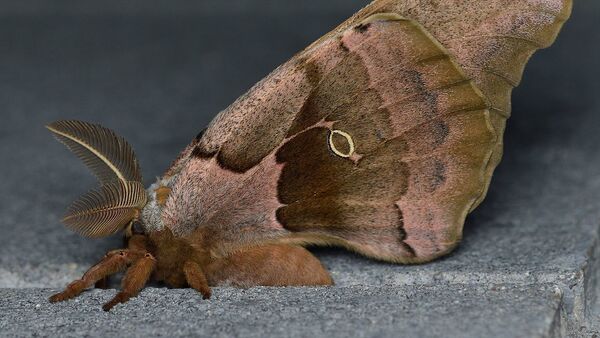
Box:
[328,130,356,158]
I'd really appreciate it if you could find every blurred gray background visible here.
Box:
[0,1,599,337]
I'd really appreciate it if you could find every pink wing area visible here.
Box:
[356,0,574,208]
[162,0,571,263]
[163,14,494,263]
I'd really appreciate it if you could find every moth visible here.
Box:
[47,0,572,311]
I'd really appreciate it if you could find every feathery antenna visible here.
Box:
[47,120,147,237]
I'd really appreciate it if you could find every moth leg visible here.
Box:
[49,249,136,303]
[102,252,156,311]
[183,261,212,299]
[91,236,149,290]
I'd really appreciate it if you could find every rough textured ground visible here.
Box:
[0,0,599,337]
[0,286,567,338]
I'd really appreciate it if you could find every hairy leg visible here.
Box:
[50,235,150,303]
[102,253,156,311]
[49,250,137,302]
[183,261,211,299]
[205,244,333,288]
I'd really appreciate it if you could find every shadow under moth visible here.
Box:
[47,0,572,311]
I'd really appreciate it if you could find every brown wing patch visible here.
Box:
[276,128,414,258]
[276,128,357,204]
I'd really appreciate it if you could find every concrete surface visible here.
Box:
[0,0,599,337]
[0,285,567,338]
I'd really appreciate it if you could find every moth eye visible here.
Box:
[132,220,145,235]
[328,129,356,158]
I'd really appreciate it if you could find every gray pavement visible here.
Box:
[0,285,568,338]
[1,0,599,337]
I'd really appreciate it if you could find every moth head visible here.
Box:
[46,120,148,238]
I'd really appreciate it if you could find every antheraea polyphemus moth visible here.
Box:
[47,0,572,311]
